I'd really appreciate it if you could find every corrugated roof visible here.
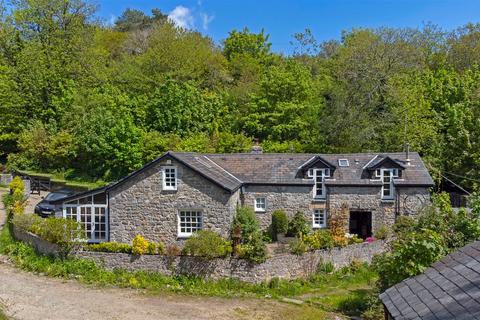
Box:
[380,240,480,319]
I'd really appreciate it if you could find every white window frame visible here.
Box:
[254,197,266,212]
[62,194,108,243]
[338,159,349,167]
[163,166,177,191]
[312,209,327,228]
[177,210,203,238]
[313,168,329,199]
[379,169,395,200]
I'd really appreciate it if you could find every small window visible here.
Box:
[307,168,314,178]
[375,169,381,178]
[254,197,266,212]
[338,159,349,167]
[163,166,177,190]
[313,210,327,228]
[178,210,203,237]
[392,168,399,177]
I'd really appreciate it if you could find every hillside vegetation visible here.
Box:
[0,1,479,188]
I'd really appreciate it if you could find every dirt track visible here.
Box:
[0,189,319,320]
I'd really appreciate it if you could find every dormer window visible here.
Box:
[163,166,177,190]
[312,168,329,199]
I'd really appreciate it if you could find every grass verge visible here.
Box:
[0,225,377,316]
[14,169,107,190]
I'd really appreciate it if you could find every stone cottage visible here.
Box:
[54,150,433,244]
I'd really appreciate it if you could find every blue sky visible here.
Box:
[97,0,480,54]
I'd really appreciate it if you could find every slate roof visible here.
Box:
[206,151,433,187]
[380,240,480,320]
[54,151,434,202]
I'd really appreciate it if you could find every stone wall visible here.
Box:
[242,184,313,229]
[108,157,239,245]
[76,240,386,283]
[12,225,61,257]
[243,184,430,233]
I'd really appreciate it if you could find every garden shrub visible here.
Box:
[165,244,182,256]
[147,242,157,255]
[392,216,416,236]
[32,217,84,258]
[289,237,308,255]
[183,230,232,259]
[86,242,133,254]
[237,231,267,263]
[373,225,389,240]
[12,212,41,232]
[329,204,348,247]
[303,229,334,250]
[286,211,309,237]
[232,206,267,263]
[348,234,364,244]
[373,229,445,291]
[132,235,149,255]
[9,176,24,194]
[271,210,288,240]
[316,261,334,274]
[232,206,259,242]
[157,242,165,254]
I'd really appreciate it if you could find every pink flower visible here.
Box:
[365,236,376,243]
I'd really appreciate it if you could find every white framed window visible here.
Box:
[254,197,266,212]
[376,169,395,200]
[313,168,329,199]
[312,209,327,228]
[163,166,177,190]
[178,210,203,237]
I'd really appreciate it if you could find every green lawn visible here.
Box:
[14,169,107,190]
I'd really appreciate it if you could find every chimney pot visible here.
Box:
[251,139,263,154]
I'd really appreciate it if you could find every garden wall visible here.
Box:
[76,241,386,283]
[12,225,386,283]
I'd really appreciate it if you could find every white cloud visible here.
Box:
[168,6,194,29]
[108,14,116,26]
[201,13,214,30]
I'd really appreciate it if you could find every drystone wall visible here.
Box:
[12,224,386,283]
[76,240,386,283]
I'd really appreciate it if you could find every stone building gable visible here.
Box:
[108,157,237,245]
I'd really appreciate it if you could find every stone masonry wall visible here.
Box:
[329,186,430,233]
[108,157,239,245]
[11,223,386,283]
[242,184,313,229]
[244,184,430,233]
[76,240,386,283]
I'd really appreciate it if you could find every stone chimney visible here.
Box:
[251,139,263,154]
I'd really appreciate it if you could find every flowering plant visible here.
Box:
[365,236,376,243]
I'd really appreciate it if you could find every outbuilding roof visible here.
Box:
[380,240,480,319]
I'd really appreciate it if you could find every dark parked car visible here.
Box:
[34,189,75,217]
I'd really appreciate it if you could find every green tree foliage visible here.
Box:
[374,192,480,291]
[0,1,479,189]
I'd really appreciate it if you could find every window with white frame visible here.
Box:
[312,209,327,228]
[178,210,203,237]
[312,168,329,199]
[254,197,266,212]
[375,169,397,199]
[163,166,177,190]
